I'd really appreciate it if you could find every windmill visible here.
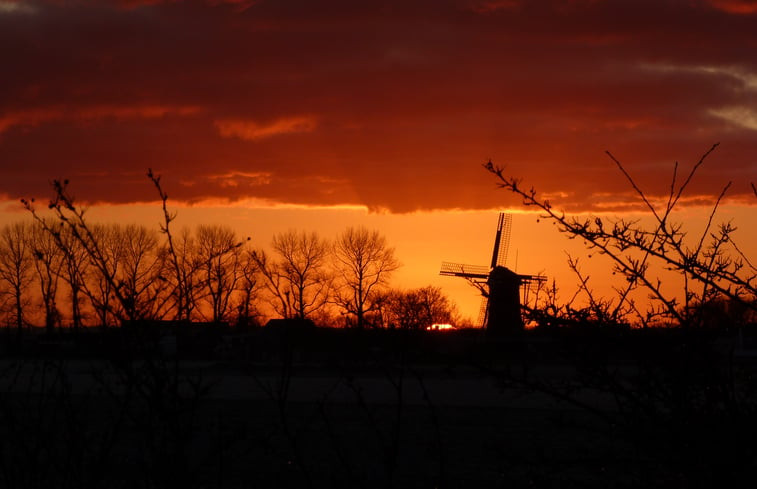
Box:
[439,213,546,334]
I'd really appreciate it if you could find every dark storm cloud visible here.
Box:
[0,0,755,212]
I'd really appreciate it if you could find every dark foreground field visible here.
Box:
[1,326,757,488]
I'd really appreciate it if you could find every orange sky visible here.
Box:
[1,200,754,322]
[0,0,755,321]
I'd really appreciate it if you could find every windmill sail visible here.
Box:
[439,262,490,278]
[476,297,489,328]
[490,213,512,268]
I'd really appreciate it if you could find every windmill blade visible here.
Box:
[490,212,513,268]
[439,261,490,278]
[476,296,489,328]
[520,273,547,285]
[498,213,512,267]
[519,273,547,310]
[521,280,532,310]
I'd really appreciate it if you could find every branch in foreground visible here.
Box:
[484,145,756,327]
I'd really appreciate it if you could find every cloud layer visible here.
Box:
[1,0,755,212]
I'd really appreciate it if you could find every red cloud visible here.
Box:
[0,0,755,213]
[0,105,200,134]
[708,0,757,14]
[214,116,318,141]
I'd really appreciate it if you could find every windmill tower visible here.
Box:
[439,213,546,335]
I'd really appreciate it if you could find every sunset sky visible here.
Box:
[1,0,755,321]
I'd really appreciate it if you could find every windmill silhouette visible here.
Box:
[440,213,546,334]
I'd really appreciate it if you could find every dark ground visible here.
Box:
[1,326,757,488]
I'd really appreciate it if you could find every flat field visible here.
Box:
[0,328,755,488]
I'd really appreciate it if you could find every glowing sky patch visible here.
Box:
[710,106,757,131]
[707,0,757,14]
[214,116,318,141]
[0,1,37,15]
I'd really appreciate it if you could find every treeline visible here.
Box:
[0,220,460,333]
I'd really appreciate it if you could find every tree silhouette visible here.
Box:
[235,248,261,327]
[147,169,196,322]
[380,286,456,330]
[0,222,33,335]
[22,181,148,324]
[57,225,91,329]
[83,224,122,327]
[333,227,400,328]
[29,221,63,333]
[148,170,247,323]
[254,230,332,320]
[114,224,169,322]
[196,224,246,323]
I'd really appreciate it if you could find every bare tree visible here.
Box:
[22,181,141,324]
[29,221,64,333]
[147,170,195,322]
[147,171,244,322]
[81,224,121,327]
[58,228,91,329]
[196,224,245,323]
[416,285,456,326]
[235,248,261,327]
[168,227,202,321]
[333,227,400,328]
[484,143,757,328]
[255,230,332,320]
[116,224,169,321]
[381,286,456,330]
[0,222,33,335]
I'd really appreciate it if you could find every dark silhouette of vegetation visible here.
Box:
[333,227,401,328]
[7,174,413,331]
[376,286,457,330]
[196,224,248,323]
[485,143,756,329]
[0,223,32,335]
[254,230,332,321]
[148,170,248,323]
[57,225,88,330]
[29,222,63,334]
